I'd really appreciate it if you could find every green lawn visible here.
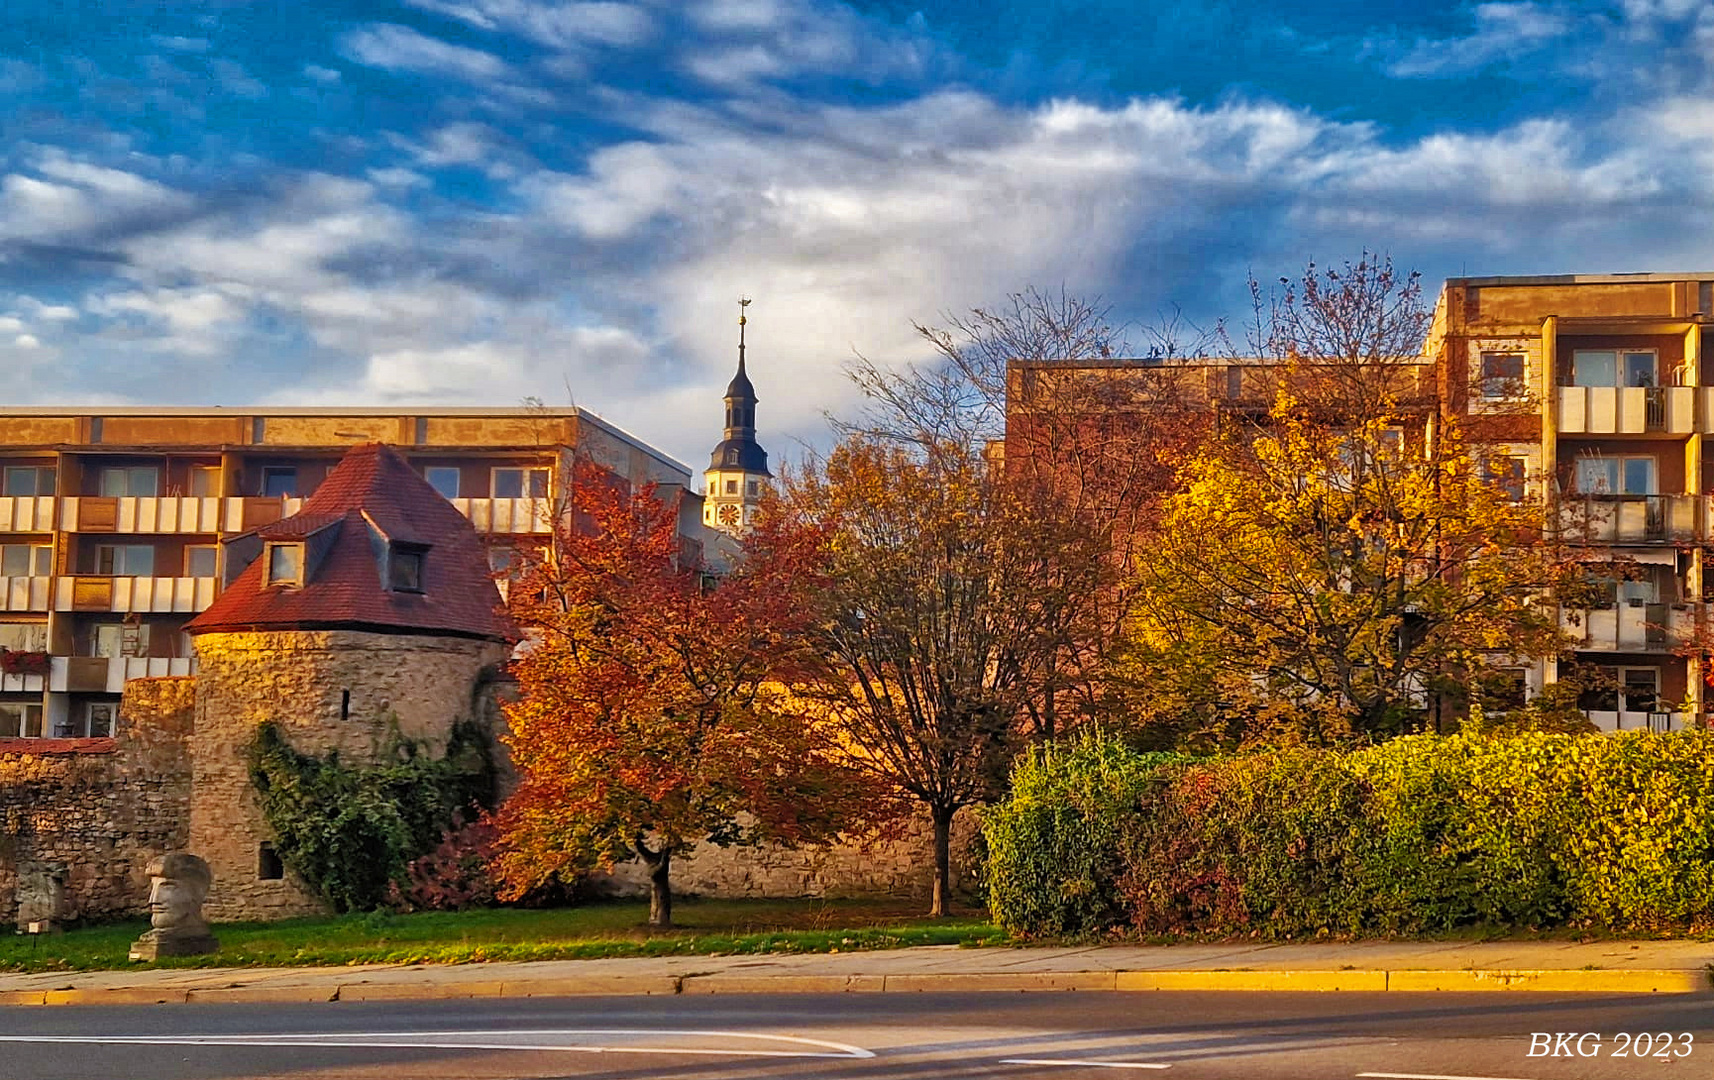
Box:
[0,898,1006,973]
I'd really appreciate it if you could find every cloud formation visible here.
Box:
[8,1,1714,471]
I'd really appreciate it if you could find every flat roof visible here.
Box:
[1446,273,1714,287]
[0,405,693,477]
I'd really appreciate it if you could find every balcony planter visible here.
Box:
[0,650,50,676]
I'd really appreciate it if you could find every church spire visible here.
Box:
[705,297,771,534]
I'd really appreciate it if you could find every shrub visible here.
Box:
[983,729,1714,936]
[247,719,495,912]
[393,813,500,912]
[979,732,1184,936]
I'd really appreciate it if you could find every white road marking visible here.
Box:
[1357,1073,1541,1080]
[0,1029,875,1059]
[998,1059,1171,1070]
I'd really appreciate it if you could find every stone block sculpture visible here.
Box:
[128,852,219,961]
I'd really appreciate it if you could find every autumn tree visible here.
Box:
[1121,399,1574,743]
[781,436,1107,914]
[494,462,881,926]
[840,287,1212,737]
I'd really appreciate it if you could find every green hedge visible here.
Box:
[983,730,1714,936]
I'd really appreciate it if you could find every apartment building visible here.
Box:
[0,407,697,741]
[1001,273,1714,732]
[1429,273,1714,732]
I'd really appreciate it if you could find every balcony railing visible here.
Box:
[1557,494,1707,543]
[449,497,554,534]
[48,655,196,693]
[1560,601,1692,652]
[1557,386,1697,434]
[0,495,56,532]
[52,575,218,613]
[1586,709,1686,734]
[57,496,303,534]
[0,575,51,612]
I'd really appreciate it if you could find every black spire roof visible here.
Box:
[709,304,771,476]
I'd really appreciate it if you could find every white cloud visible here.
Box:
[341,23,513,82]
[303,64,343,84]
[1385,3,1573,77]
[404,0,655,48]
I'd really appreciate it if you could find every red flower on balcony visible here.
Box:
[0,650,50,676]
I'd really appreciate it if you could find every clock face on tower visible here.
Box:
[718,504,740,527]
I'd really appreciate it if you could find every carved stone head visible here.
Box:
[145,853,212,932]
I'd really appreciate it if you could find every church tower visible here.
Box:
[704,298,771,533]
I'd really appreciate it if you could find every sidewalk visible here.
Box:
[2,939,1710,1005]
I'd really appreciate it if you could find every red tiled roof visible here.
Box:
[0,737,116,756]
[188,443,514,641]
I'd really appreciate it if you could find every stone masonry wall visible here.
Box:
[0,677,195,928]
[591,809,983,903]
[190,629,509,921]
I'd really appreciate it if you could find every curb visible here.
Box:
[1,967,1705,1005]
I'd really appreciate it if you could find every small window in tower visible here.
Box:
[258,842,283,881]
[340,689,351,721]
[266,543,303,587]
[725,479,738,494]
[726,449,738,465]
[389,544,426,593]
[747,480,759,496]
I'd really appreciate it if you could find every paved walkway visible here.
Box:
[2,939,1710,1005]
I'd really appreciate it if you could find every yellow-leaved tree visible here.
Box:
[1122,404,1575,743]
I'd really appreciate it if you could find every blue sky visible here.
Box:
[3,1,1714,468]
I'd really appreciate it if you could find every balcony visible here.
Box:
[0,669,44,694]
[58,496,302,534]
[1587,710,1687,734]
[0,575,50,612]
[52,575,218,613]
[450,497,554,534]
[0,496,56,533]
[1561,601,1694,652]
[1557,494,1707,544]
[48,655,196,693]
[1556,386,1696,434]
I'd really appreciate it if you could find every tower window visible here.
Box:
[725,479,738,494]
[258,843,283,881]
[388,545,426,592]
[747,480,759,496]
[265,543,303,586]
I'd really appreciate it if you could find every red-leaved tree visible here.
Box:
[492,462,888,926]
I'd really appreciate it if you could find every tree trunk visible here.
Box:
[929,804,955,917]
[638,844,673,928]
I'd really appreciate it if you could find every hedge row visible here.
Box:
[981,730,1714,936]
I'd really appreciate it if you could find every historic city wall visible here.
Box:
[0,678,194,929]
[591,810,984,903]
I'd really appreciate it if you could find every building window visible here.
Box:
[184,545,219,579]
[261,467,298,497]
[1573,455,1656,495]
[425,467,461,499]
[388,545,426,592]
[747,480,759,497]
[93,622,150,659]
[187,465,220,497]
[99,466,159,497]
[1572,349,1658,388]
[340,689,351,722]
[94,544,155,576]
[258,842,284,880]
[486,547,516,575]
[0,544,52,577]
[0,703,43,738]
[1479,352,1525,399]
[84,702,115,738]
[2,466,55,497]
[1481,668,1528,710]
[1484,456,1527,501]
[492,467,549,498]
[266,543,303,586]
[725,479,738,494]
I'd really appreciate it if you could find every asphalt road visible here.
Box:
[1,991,1710,1080]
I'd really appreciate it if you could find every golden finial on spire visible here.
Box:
[738,295,750,326]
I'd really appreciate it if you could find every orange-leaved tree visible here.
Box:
[493,462,888,926]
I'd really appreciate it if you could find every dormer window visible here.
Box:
[388,544,426,593]
[266,542,303,587]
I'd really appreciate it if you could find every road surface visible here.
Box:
[1,990,1709,1078]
